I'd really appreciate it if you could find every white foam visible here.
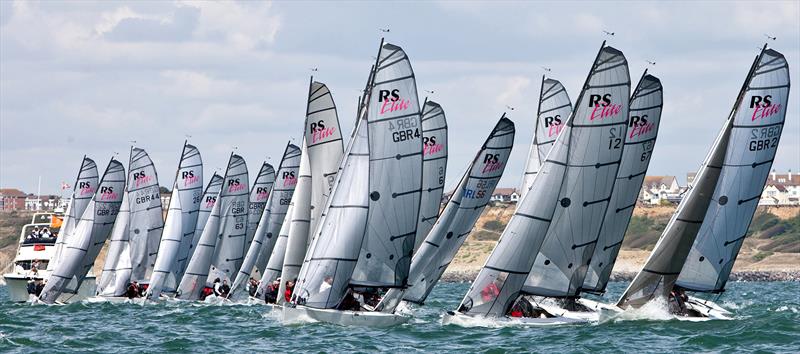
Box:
[774,305,798,313]
[611,297,673,322]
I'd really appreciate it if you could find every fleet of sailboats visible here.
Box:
[26,39,792,329]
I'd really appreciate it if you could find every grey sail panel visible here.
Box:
[40,159,126,303]
[524,46,631,298]
[51,157,98,272]
[176,173,223,277]
[306,81,345,241]
[126,148,164,283]
[276,142,312,303]
[252,145,301,274]
[246,163,276,247]
[176,194,223,300]
[456,43,626,317]
[293,114,370,309]
[677,49,790,293]
[209,154,249,282]
[351,42,424,288]
[583,73,663,293]
[414,101,448,251]
[147,143,204,299]
[521,77,572,200]
[97,192,130,296]
[382,117,514,309]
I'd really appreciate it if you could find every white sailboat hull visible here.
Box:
[441,311,587,327]
[592,296,732,322]
[282,305,410,327]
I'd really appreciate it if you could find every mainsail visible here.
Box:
[380,116,514,310]
[97,192,130,296]
[176,173,223,277]
[126,148,164,283]
[50,157,98,272]
[252,145,301,275]
[676,48,790,293]
[524,44,630,298]
[306,80,345,239]
[293,41,422,309]
[414,101,448,251]
[40,159,126,303]
[246,163,276,247]
[455,43,630,317]
[146,142,204,299]
[520,77,572,201]
[232,145,300,296]
[582,72,663,293]
[209,154,249,282]
[176,190,223,300]
[274,79,345,302]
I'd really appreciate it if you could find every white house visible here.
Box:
[491,188,520,203]
[639,176,682,205]
[759,170,800,206]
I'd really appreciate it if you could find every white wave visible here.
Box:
[609,297,673,322]
[774,305,798,313]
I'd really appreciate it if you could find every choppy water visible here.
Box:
[1,281,798,353]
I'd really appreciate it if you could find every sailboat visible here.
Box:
[267,79,344,306]
[208,154,249,284]
[145,142,204,300]
[45,157,99,302]
[230,145,300,300]
[39,158,126,304]
[578,72,663,304]
[246,163,276,259]
[414,101,448,251]
[608,45,789,321]
[445,42,630,326]
[520,76,572,201]
[91,147,164,302]
[378,115,515,311]
[175,173,223,279]
[176,153,247,300]
[283,40,423,327]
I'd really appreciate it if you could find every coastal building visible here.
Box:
[760,170,800,206]
[0,188,27,210]
[24,194,62,211]
[639,176,682,205]
[491,188,520,203]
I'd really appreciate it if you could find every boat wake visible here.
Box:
[601,297,673,323]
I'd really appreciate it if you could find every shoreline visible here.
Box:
[440,270,800,283]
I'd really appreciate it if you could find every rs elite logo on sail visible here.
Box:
[99,186,118,201]
[381,89,420,143]
[204,195,217,208]
[482,153,503,174]
[283,171,298,187]
[181,170,199,187]
[310,120,336,144]
[79,181,94,195]
[589,94,623,120]
[543,115,563,137]
[629,114,655,138]
[749,95,782,152]
[254,187,270,202]
[423,136,443,156]
[228,178,245,192]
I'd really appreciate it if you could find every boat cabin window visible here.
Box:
[32,213,54,224]
[15,260,49,271]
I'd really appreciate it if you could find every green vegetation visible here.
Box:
[748,211,800,253]
[483,219,506,232]
[752,251,773,262]
[622,214,668,250]
[0,211,33,249]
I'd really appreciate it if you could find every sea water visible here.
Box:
[0,281,798,353]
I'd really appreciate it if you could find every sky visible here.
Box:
[1,0,799,195]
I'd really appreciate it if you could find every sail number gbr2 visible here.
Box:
[388,117,420,143]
